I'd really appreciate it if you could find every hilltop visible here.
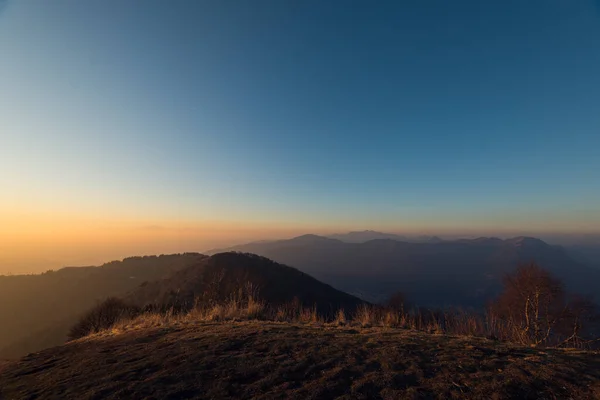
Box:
[127,252,365,315]
[1,321,599,399]
[0,251,365,359]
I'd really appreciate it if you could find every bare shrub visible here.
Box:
[443,310,486,337]
[381,310,399,328]
[299,305,320,323]
[68,297,140,340]
[557,295,598,347]
[334,309,347,326]
[274,305,289,322]
[490,263,598,347]
[246,296,265,319]
[208,304,226,321]
[354,304,375,327]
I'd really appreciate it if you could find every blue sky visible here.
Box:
[1,0,600,234]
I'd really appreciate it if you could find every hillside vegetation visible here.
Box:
[2,252,599,399]
[1,321,599,399]
[2,239,598,361]
[0,253,206,358]
[66,259,599,349]
[126,252,365,315]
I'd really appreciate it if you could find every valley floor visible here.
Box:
[0,322,599,399]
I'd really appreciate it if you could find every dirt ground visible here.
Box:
[1,321,599,399]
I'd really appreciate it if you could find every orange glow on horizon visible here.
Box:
[0,210,341,274]
[1,208,599,275]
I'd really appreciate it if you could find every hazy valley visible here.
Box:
[1,233,598,361]
[1,242,600,398]
[211,233,600,305]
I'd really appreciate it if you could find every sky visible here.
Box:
[1,0,600,272]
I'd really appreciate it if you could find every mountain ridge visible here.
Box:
[213,234,600,306]
[0,253,208,359]
[126,252,366,315]
[327,230,444,243]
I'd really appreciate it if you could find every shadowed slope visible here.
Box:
[215,235,600,306]
[127,252,365,316]
[1,322,599,399]
[0,253,207,359]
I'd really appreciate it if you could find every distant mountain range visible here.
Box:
[326,230,443,243]
[210,234,600,306]
[2,232,599,360]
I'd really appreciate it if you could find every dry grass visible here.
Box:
[86,298,597,352]
[355,304,375,327]
[334,308,346,326]
[1,321,599,399]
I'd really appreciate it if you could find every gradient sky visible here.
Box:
[1,1,600,272]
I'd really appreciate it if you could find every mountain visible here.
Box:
[413,235,444,243]
[2,321,599,399]
[216,235,600,307]
[3,237,598,359]
[127,252,365,315]
[534,234,600,270]
[326,230,443,243]
[328,230,409,242]
[566,245,600,270]
[0,253,207,359]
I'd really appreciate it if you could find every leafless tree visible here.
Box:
[490,263,598,347]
